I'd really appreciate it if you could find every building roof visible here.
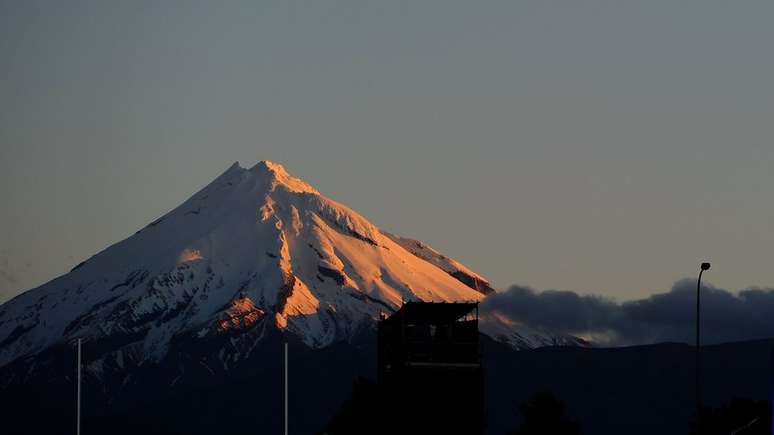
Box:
[384,301,478,325]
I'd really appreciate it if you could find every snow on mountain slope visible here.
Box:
[384,233,496,295]
[0,160,574,369]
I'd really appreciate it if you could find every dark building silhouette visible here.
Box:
[377,301,484,435]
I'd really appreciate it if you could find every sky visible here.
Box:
[1,0,773,304]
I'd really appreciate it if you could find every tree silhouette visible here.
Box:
[512,392,581,435]
[323,377,383,435]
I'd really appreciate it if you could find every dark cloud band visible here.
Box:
[481,279,774,346]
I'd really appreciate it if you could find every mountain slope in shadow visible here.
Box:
[0,334,769,434]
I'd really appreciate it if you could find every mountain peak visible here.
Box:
[251,159,285,172]
[248,160,318,194]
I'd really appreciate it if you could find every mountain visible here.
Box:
[0,160,577,372]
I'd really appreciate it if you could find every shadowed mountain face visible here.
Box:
[0,335,770,435]
[0,330,371,435]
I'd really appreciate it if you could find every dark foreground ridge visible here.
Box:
[0,335,770,434]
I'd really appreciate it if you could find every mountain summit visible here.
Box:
[0,160,574,369]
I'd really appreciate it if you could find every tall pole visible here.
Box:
[284,341,288,435]
[696,262,710,435]
[76,338,81,435]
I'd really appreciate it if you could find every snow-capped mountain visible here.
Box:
[0,160,577,370]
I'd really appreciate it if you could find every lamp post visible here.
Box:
[284,340,288,435]
[696,262,711,434]
[76,338,82,435]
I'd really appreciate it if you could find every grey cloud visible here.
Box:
[482,279,774,346]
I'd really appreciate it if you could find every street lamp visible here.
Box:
[696,261,710,434]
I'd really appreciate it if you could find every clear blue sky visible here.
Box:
[2,0,773,303]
